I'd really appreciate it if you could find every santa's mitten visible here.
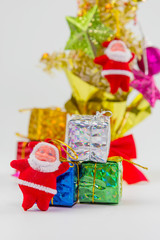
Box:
[55,162,70,176]
[10,159,29,172]
[94,55,108,66]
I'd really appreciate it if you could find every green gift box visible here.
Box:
[79,159,123,204]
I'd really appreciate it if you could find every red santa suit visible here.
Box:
[10,142,69,211]
[94,40,135,94]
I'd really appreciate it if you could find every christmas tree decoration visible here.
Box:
[65,5,113,58]
[94,39,135,94]
[77,0,143,57]
[11,0,160,212]
[67,111,112,163]
[138,47,160,76]
[41,50,110,91]
[18,107,67,141]
[130,69,160,107]
[10,142,70,211]
[79,158,123,204]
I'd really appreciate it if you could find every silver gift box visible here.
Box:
[67,112,111,163]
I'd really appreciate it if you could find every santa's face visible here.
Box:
[110,42,125,52]
[35,146,56,162]
[105,40,132,62]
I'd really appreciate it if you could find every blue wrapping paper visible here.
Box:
[50,163,78,207]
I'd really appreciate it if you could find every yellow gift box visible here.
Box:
[18,107,67,141]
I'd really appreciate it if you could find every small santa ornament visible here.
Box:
[94,39,135,94]
[10,142,70,211]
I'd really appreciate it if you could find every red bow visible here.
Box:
[109,135,148,184]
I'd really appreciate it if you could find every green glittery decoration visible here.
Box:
[65,5,113,58]
[79,161,123,204]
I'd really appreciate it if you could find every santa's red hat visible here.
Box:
[28,138,55,149]
[102,38,120,48]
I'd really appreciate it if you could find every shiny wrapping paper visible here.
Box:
[79,159,123,204]
[138,46,160,76]
[28,107,67,141]
[67,114,110,163]
[130,69,160,107]
[64,70,151,140]
[50,163,78,207]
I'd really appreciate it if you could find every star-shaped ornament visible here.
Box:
[65,5,113,58]
[130,69,160,107]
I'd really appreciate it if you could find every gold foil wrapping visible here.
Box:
[64,70,151,140]
[28,107,67,141]
[115,93,151,138]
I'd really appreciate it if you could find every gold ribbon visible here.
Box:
[108,156,148,170]
[113,9,120,38]
[92,163,97,203]
[16,133,28,139]
[19,108,32,112]
[91,157,148,203]
[47,139,78,164]
[21,142,28,159]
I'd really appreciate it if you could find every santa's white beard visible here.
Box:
[105,49,132,62]
[28,155,61,173]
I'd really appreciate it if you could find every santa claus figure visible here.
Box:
[10,142,69,211]
[94,39,135,94]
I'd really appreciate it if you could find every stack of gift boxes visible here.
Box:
[16,107,122,206]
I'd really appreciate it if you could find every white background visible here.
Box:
[0,0,160,239]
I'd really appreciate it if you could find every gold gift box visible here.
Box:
[27,107,67,141]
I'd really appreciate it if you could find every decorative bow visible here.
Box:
[109,135,148,184]
[95,110,112,118]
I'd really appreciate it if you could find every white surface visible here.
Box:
[1,172,160,240]
[0,0,160,239]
